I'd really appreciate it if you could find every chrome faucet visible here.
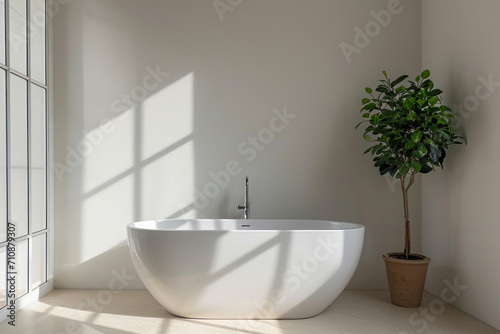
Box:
[237,176,250,219]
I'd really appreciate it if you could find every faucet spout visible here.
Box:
[237,176,250,219]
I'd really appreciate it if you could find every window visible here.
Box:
[0,0,49,317]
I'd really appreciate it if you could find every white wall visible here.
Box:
[422,0,500,330]
[53,0,422,289]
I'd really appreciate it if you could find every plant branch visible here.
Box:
[400,174,408,260]
[405,170,416,192]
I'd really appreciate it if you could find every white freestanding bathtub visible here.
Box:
[127,219,364,320]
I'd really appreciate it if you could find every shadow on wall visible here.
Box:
[54,0,422,290]
[54,0,306,289]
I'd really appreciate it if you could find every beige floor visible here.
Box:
[0,289,498,334]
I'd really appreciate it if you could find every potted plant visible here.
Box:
[357,69,463,307]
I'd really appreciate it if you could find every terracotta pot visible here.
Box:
[382,252,431,308]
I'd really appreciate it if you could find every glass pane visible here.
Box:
[9,0,27,74]
[31,84,45,232]
[0,247,5,308]
[10,74,28,237]
[30,0,45,83]
[31,169,44,231]
[0,70,5,242]
[15,239,28,299]
[31,233,46,290]
[0,0,5,64]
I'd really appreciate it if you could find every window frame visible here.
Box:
[0,0,51,321]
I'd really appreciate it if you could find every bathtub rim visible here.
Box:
[127,219,365,232]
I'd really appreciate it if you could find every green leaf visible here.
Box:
[374,156,389,167]
[438,129,451,140]
[365,87,372,94]
[411,130,423,143]
[421,69,431,79]
[369,114,380,125]
[371,143,383,154]
[363,103,377,111]
[425,138,438,148]
[429,146,441,161]
[376,86,390,93]
[379,164,392,175]
[437,116,448,125]
[382,71,388,79]
[362,98,370,104]
[403,99,415,110]
[428,89,443,97]
[406,112,416,121]
[391,75,408,87]
[355,121,366,130]
[438,149,447,166]
[411,160,422,172]
[375,144,386,154]
[405,140,416,150]
[362,113,370,118]
[413,143,428,158]
[400,162,411,175]
[420,163,433,173]
[363,145,376,154]
[418,144,428,157]
[363,133,372,142]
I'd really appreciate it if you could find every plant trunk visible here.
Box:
[400,172,415,259]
